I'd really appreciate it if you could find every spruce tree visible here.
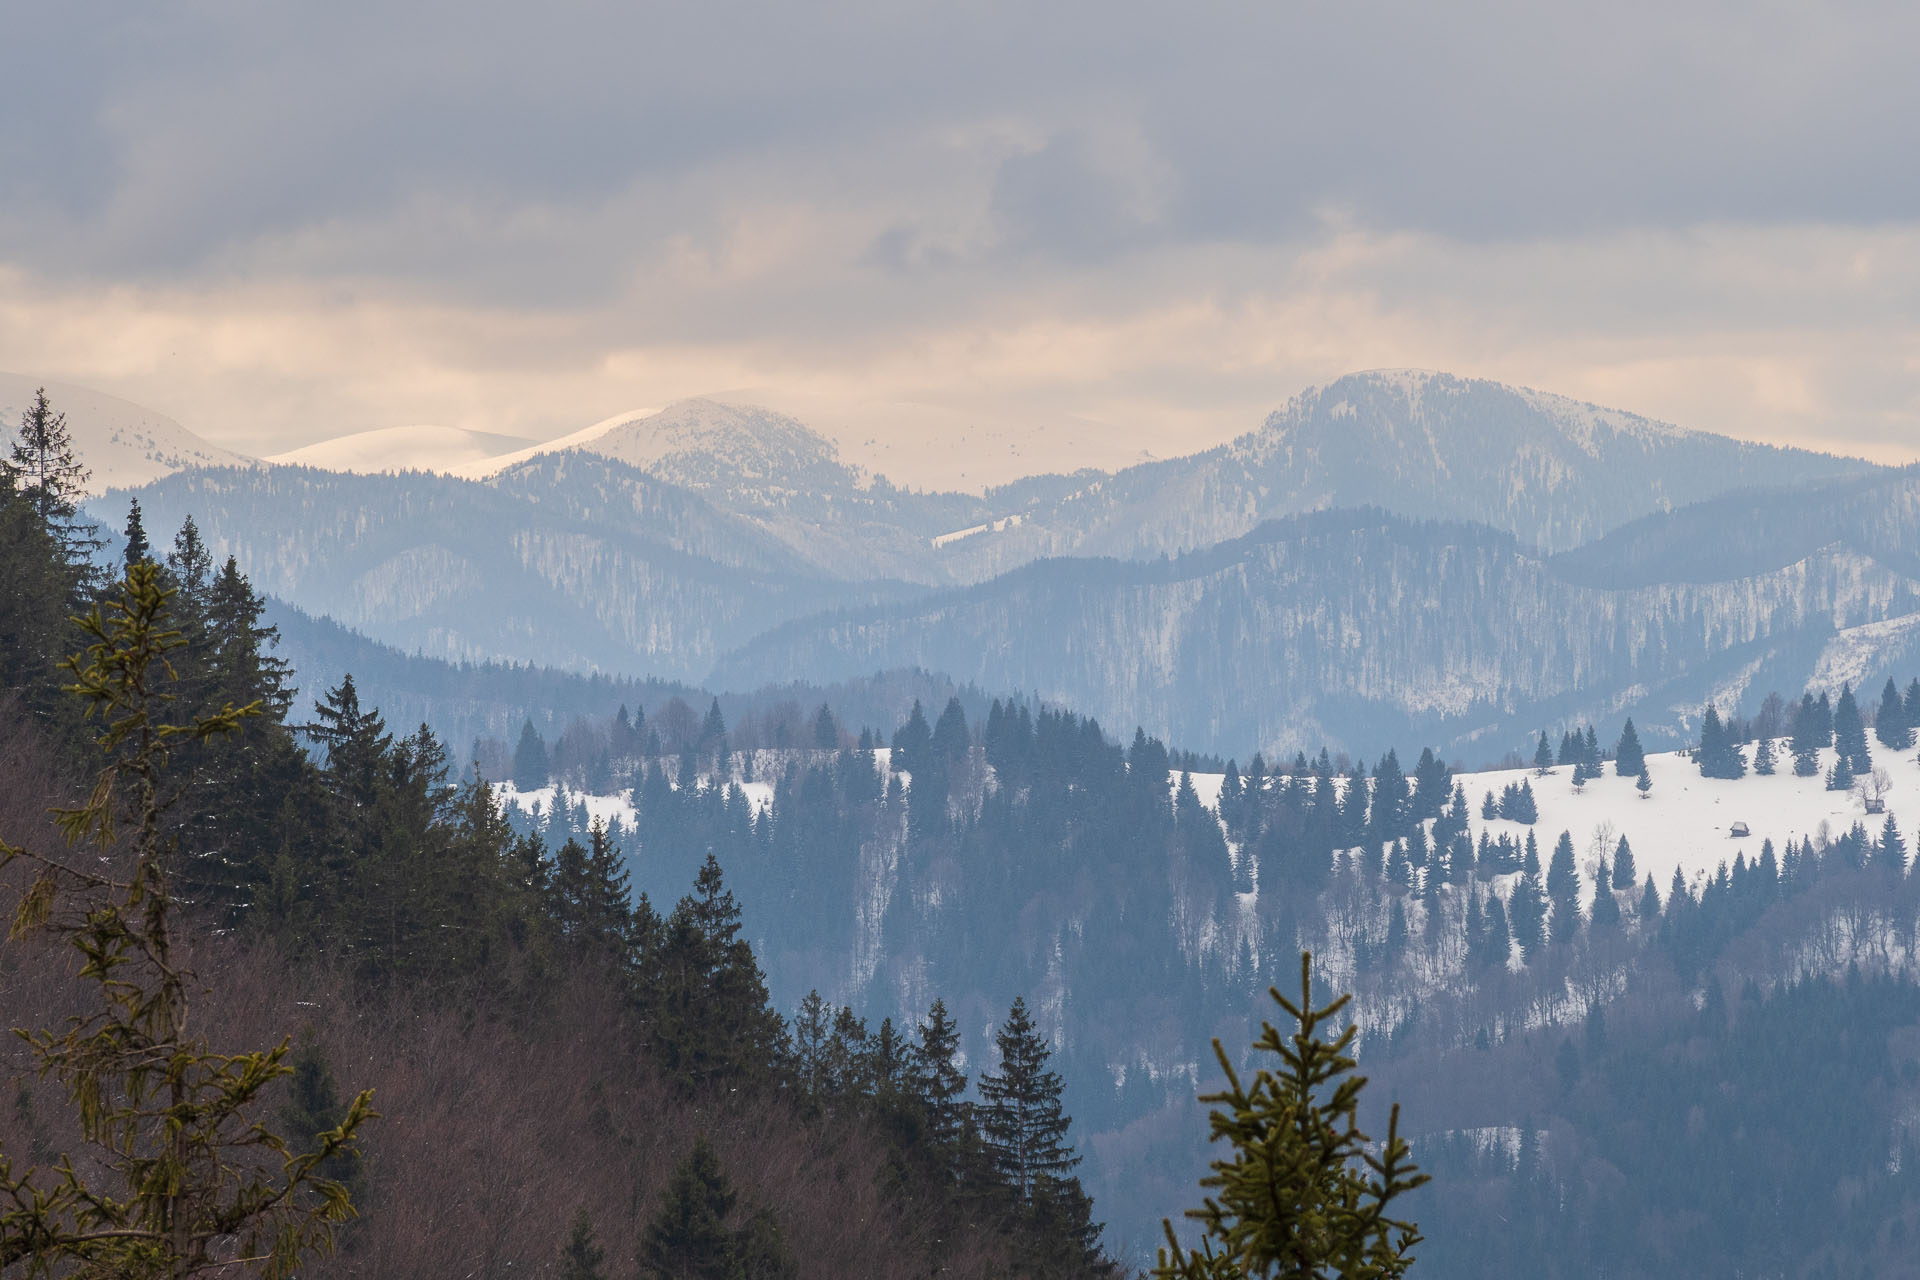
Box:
[1834,683,1870,773]
[9,387,99,570]
[513,718,551,790]
[1878,677,1914,750]
[1614,718,1645,777]
[978,997,1082,1201]
[1612,834,1637,890]
[1638,873,1661,923]
[1533,731,1554,776]
[1752,733,1776,775]
[1589,867,1621,930]
[1154,954,1425,1279]
[1484,893,1512,966]
[122,497,151,570]
[1875,814,1908,878]
[913,998,970,1155]
[559,1209,609,1280]
[638,1138,739,1280]
[1509,838,1547,960]
[1546,830,1581,945]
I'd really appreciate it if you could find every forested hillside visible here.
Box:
[0,399,1118,1277]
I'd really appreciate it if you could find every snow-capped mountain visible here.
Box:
[0,372,253,492]
[267,424,537,475]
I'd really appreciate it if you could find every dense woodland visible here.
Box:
[0,391,1117,1277]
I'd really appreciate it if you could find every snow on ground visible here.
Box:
[1462,744,1917,896]
[267,424,536,475]
[1180,743,1920,903]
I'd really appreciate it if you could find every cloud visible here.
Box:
[2,1,1918,477]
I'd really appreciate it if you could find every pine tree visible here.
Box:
[1533,731,1554,776]
[8,387,99,570]
[1614,718,1646,777]
[1878,677,1914,750]
[0,563,374,1275]
[1612,834,1637,889]
[1752,733,1776,775]
[1589,866,1622,930]
[813,703,838,749]
[1638,873,1661,923]
[1484,893,1512,966]
[1875,814,1908,878]
[1509,837,1547,960]
[1834,683,1871,774]
[1827,749,1855,793]
[1546,830,1581,945]
[978,997,1081,1201]
[559,1209,609,1280]
[638,1138,739,1280]
[913,998,970,1154]
[513,718,551,790]
[892,700,932,775]
[1154,954,1425,1280]
[122,497,151,569]
[1636,766,1652,799]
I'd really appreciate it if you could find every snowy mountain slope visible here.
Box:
[266,424,536,474]
[932,370,1876,574]
[101,459,913,680]
[448,408,656,479]
[0,372,253,491]
[1452,745,1916,904]
[712,505,1920,760]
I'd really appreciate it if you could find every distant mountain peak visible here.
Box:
[0,371,253,492]
[586,398,871,499]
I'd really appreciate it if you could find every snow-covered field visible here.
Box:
[1181,741,1918,900]
[497,742,1917,909]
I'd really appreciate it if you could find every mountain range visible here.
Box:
[52,368,1900,759]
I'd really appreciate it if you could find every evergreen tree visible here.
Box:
[1827,749,1856,794]
[1614,718,1646,777]
[1833,683,1870,774]
[1638,873,1661,923]
[1509,838,1547,960]
[913,998,970,1154]
[1752,733,1776,775]
[813,703,839,749]
[122,497,151,570]
[559,1209,609,1280]
[978,997,1082,1201]
[513,718,551,790]
[892,700,932,775]
[1154,954,1424,1280]
[1546,830,1581,945]
[1589,865,1622,930]
[1533,731,1554,776]
[1636,765,1652,798]
[1874,814,1908,879]
[1484,893,1512,967]
[1612,834,1637,890]
[1878,677,1914,750]
[8,386,98,569]
[638,1138,740,1280]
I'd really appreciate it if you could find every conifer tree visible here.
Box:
[638,1138,739,1280]
[513,718,551,790]
[1827,749,1855,794]
[1533,731,1554,776]
[0,562,374,1276]
[1546,830,1581,945]
[1483,893,1512,966]
[1636,765,1652,798]
[1589,865,1622,930]
[123,497,151,569]
[978,997,1081,1201]
[559,1209,608,1280]
[1614,718,1645,777]
[813,703,838,749]
[913,998,970,1154]
[1878,677,1914,750]
[892,700,932,775]
[1875,814,1908,878]
[9,386,99,569]
[1752,732,1776,775]
[1638,873,1661,923]
[1154,954,1425,1280]
[1612,834,1637,890]
[1509,839,1547,960]
[1833,683,1870,774]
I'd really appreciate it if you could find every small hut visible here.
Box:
[1728,821,1750,838]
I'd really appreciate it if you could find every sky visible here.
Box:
[3,0,1919,487]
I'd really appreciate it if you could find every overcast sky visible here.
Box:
[4,0,1918,484]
